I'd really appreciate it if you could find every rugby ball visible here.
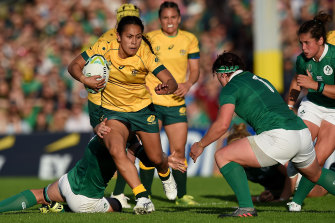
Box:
[82,55,109,94]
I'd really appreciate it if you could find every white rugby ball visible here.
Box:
[82,55,109,94]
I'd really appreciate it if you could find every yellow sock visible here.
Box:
[158,168,170,178]
[132,184,146,197]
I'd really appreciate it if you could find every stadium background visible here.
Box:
[0,0,334,178]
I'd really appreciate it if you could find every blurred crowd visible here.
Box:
[0,0,334,134]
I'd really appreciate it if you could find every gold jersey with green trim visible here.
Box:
[84,29,118,107]
[145,29,200,106]
[82,39,165,112]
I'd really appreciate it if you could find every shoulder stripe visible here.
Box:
[81,51,89,61]
[188,52,200,59]
[152,65,166,76]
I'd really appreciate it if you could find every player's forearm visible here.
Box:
[186,59,200,86]
[199,121,229,148]
[68,63,85,83]
[287,75,301,106]
[320,84,335,99]
[166,78,178,94]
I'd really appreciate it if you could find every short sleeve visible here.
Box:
[81,40,111,62]
[187,34,200,59]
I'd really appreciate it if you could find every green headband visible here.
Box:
[216,65,239,74]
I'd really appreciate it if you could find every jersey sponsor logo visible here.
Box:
[168,44,174,50]
[119,65,125,70]
[147,115,157,125]
[131,69,139,76]
[180,49,186,55]
[299,110,305,115]
[323,65,333,76]
[316,76,323,81]
[179,107,186,116]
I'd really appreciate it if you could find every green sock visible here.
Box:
[220,162,253,208]
[113,171,127,196]
[0,190,37,213]
[316,168,335,195]
[292,176,315,205]
[172,169,186,198]
[135,191,149,200]
[140,168,155,196]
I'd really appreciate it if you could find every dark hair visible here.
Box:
[298,11,332,43]
[117,16,144,34]
[212,52,246,75]
[159,1,180,18]
[117,16,155,54]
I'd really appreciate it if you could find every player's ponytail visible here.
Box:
[142,35,155,54]
[298,11,332,44]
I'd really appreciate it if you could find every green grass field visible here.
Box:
[0,177,334,222]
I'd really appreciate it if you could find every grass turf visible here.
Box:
[0,177,334,222]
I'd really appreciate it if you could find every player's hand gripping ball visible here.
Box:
[82,55,110,94]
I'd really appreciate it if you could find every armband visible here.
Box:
[317,82,325,93]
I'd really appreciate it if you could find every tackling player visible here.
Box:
[190,52,335,217]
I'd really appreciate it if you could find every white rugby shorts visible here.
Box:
[298,97,335,126]
[58,174,110,213]
[248,128,315,168]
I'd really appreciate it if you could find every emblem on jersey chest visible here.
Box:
[323,65,333,76]
[156,46,160,51]
[180,49,186,55]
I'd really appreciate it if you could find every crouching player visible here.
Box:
[0,121,186,214]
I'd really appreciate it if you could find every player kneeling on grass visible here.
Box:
[0,120,186,214]
[189,52,335,218]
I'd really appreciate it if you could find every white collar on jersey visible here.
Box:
[228,70,243,82]
[313,44,328,62]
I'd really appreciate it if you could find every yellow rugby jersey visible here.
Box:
[145,29,200,106]
[82,39,165,112]
[83,29,117,106]
[327,30,335,45]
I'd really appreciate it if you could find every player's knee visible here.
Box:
[150,155,164,167]
[214,149,226,166]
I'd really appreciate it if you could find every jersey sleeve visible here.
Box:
[187,34,200,59]
[81,40,111,62]
[142,45,166,76]
[295,55,306,75]
[219,85,237,106]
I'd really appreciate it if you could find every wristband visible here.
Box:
[288,105,294,108]
[318,82,325,93]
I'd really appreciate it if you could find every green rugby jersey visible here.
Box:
[67,136,116,198]
[219,71,306,134]
[296,43,335,108]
